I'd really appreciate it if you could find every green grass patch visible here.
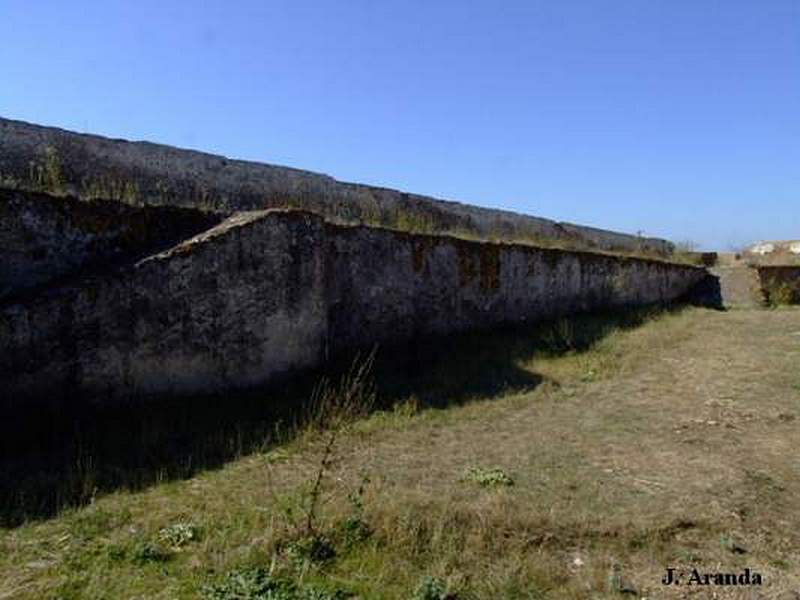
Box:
[460,466,514,487]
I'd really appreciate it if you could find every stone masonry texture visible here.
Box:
[0,187,220,301]
[0,205,706,407]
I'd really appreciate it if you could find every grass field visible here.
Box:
[2,306,799,599]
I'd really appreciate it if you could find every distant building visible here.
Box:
[747,240,800,256]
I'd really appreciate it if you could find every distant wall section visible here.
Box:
[757,266,800,306]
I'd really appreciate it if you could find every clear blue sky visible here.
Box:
[2,1,798,249]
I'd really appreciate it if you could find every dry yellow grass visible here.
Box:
[1,307,799,598]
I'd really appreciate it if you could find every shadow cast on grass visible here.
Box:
[0,304,678,527]
[372,305,663,408]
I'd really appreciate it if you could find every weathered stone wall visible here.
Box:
[0,211,328,406]
[325,226,698,354]
[0,209,705,407]
[0,188,220,301]
[0,117,675,256]
[756,266,800,305]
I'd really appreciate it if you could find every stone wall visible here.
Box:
[756,266,800,305]
[0,211,328,406]
[324,225,699,355]
[0,188,220,301]
[0,209,706,407]
[0,117,675,256]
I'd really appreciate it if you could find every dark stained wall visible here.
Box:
[0,209,705,407]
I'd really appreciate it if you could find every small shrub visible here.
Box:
[273,352,376,545]
[337,473,372,549]
[202,567,350,600]
[412,576,453,600]
[765,282,796,307]
[284,535,336,565]
[461,466,514,487]
[202,567,274,600]
[158,521,199,548]
[131,540,171,564]
[336,515,371,549]
[105,544,127,562]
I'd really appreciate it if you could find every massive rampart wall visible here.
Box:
[0,117,674,256]
[0,207,705,407]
